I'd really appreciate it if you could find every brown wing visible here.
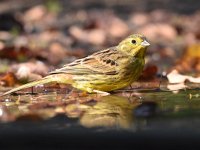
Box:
[49,47,123,75]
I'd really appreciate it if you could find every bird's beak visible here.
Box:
[141,40,150,46]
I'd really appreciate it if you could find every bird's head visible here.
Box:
[117,34,150,58]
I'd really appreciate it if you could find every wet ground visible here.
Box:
[0,86,200,149]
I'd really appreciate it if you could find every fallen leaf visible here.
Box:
[129,79,161,90]
[138,23,177,41]
[24,5,47,22]
[69,26,106,45]
[173,44,200,75]
[167,69,200,84]
[139,65,158,80]
[0,31,12,41]
[0,72,18,87]
[167,83,187,93]
[48,42,67,64]
[108,17,129,38]
[0,46,34,61]
[10,61,48,82]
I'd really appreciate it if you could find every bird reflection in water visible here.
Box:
[65,95,140,129]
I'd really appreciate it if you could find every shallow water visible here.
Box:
[0,86,200,131]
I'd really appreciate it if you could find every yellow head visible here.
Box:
[117,34,150,58]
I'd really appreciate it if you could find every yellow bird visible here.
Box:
[2,34,150,96]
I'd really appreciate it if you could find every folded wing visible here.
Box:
[49,48,122,76]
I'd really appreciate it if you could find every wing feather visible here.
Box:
[49,47,123,75]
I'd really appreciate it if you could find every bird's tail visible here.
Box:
[1,74,72,96]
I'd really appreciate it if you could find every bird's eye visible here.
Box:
[131,40,136,44]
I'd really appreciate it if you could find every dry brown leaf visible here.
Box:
[0,31,12,41]
[138,23,177,41]
[24,5,47,22]
[108,17,129,38]
[0,46,34,61]
[173,44,200,75]
[139,65,158,80]
[48,42,67,64]
[0,72,18,87]
[69,26,106,45]
[129,79,161,90]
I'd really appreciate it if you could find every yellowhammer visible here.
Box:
[2,34,150,96]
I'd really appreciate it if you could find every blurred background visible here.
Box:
[0,0,199,86]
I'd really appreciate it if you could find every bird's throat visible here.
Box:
[134,47,146,58]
